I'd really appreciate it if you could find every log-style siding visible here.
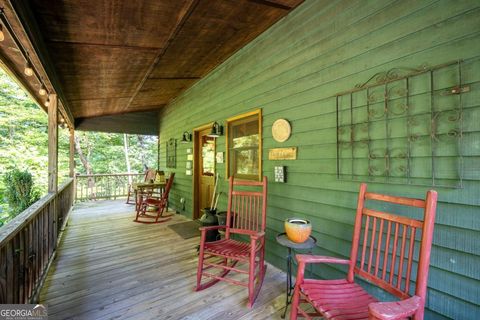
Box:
[158,1,480,318]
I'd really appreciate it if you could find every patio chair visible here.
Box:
[290,183,437,320]
[134,173,175,224]
[195,176,268,308]
[126,168,157,205]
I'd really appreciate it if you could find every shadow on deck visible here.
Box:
[40,200,286,320]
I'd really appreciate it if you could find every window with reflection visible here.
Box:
[227,110,262,180]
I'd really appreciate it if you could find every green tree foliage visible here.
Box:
[1,168,40,226]
[0,68,158,223]
[73,132,157,175]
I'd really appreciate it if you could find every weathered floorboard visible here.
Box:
[40,200,286,319]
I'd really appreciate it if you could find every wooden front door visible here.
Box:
[194,127,216,219]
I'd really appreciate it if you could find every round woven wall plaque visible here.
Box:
[272,119,291,142]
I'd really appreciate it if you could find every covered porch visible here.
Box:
[40,200,285,320]
[0,0,479,319]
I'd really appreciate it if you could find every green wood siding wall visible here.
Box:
[158,1,480,318]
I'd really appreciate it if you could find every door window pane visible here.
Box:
[202,136,215,176]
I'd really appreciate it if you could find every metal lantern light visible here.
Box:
[207,122,223,138]
[181,131,192,143]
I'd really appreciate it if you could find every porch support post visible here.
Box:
[69,128,75,177]
[48,93,58,193]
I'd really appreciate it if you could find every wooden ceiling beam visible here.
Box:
[9,0,75,129]
[75,110,159,135]
[124,0,199,111]
[45,39,162,51]
[147,76,201,80]
[248,0,293,10]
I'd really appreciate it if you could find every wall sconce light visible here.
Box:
[44,98,50,107]
[207,122,223,138]
[181,131,192,143]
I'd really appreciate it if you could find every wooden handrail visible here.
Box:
[0,177,75,303]
[75,173,145,201]
[76,173,143,177]
[0,178,73,246]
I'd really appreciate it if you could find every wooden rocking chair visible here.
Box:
[195,176,268,308]
[134,173,175,224]
[126,168,157,204]
[290,183,437,320]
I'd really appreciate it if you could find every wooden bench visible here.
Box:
[290,183,437,320]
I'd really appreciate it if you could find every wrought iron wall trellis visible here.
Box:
[336,60,468,188]
[166,138,176,168]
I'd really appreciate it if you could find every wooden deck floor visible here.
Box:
[40,200,287,320]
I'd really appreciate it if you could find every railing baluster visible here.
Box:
[0,178,74,304]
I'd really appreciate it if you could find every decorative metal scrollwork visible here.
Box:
[355,65,428,89]
[336,60,465,188]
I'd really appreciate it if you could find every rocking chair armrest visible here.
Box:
[296,254,351,265]
[199,225,226,232]
[250,231,265,240]
[368,296,422,320]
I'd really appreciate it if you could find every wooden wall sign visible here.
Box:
[268,147,297,160]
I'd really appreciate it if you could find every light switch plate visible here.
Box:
[274,166,286,183]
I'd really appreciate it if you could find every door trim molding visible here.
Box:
[192,122,214,219]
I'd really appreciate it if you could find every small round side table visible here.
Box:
[276,232,317,319]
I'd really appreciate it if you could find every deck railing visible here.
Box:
[75,173,144,201]
[0,178,74,303]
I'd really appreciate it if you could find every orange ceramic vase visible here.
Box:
[285,218,312,243]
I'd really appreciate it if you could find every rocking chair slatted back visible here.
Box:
[226,177,267,237]
[162,173,175,201]
[144,168,157,181]
[348,183,437,303]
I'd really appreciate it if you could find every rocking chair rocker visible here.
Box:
[290,183,437,320]
[134,173,175,224]
[195,176,268,308]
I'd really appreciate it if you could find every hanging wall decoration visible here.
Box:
[335,60,471,188]
[166,138,176,168]
[272,118,292,142]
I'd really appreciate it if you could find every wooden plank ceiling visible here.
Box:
[17,0,303,133]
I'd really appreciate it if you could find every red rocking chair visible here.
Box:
[290,183,437,320]
[195,176,268,308]
[126,168,157,204]
[134,173,175,224]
